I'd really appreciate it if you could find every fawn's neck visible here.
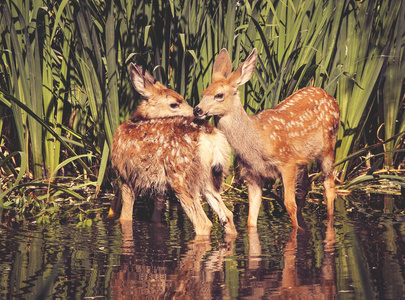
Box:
[217,104,267,165]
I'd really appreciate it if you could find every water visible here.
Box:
[0,192,404,299]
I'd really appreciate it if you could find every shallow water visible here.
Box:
[0,192,404,299]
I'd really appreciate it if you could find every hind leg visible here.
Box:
[281,164,300,228]
[204,190,237,236]
[321,155,336,217]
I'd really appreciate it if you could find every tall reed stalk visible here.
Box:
[0,0,404,206]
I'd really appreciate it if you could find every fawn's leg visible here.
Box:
[247,226,262,269]
[178,194,213,236]
[321,154,336,217]
[119,182,135,249]
[281,164,299,228]
[151,194,166,223]
[281,227,298,289]
[324,175,335,216]
[119,182,135,222]
[247,180,263,228]
[205,190,237,236]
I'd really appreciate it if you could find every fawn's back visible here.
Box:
[253,87,340,166]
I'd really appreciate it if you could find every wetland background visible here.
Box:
[1,0,405,298]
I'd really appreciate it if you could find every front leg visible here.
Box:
[204,190,237,236]
[178,193,213,236]
[119,182,135,222]
[247,180,263,228]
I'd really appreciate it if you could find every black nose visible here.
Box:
[193,107,202,117]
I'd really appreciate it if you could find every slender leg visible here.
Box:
[121,219,134,254]
[324,213,336,251]
[281,227,298,289]
[151,194,166,223]
[247,226,261,269]
[119,182,135,222]
[204,191,237,236]
[321,155,336,217]
[281,165,299,228]
[247,181,263,228]
[324,175,335,217]
[119,182,135,253]
[178,194,213,236]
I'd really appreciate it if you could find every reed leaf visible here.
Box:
[105,0,120,142]
[0,89,94,177]
[0,0,404,209]
[343,174,405,190]
[0,151,27,201]
[382,0,405,167]
[334,0,402,179]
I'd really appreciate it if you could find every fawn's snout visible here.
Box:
[193,106,205,118]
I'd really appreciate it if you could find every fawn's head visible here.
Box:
[130,63,193,119]
[194,48,258,119]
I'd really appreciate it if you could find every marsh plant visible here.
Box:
[0,0,404,222]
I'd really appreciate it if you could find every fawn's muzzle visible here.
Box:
[193,106,204,117]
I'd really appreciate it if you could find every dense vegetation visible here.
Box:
[0,0,404,223]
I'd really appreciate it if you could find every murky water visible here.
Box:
[1,192,404,299]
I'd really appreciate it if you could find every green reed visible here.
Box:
[0,0,404,215]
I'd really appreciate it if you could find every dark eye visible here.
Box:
[214,93,224,100]
[170,103,179,109]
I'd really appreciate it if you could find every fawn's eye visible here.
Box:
[170,103,179,109]
[214,93,224,101]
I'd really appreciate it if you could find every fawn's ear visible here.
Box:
[228,48,258,87]
[212,48,233,82]
[130,63,158,99]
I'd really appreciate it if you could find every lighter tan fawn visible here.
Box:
[194,48,340,229]
[110,63,236,236]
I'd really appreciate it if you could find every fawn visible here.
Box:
[110,63,236,236]
[194,48,340,229]
[108,63,193,222]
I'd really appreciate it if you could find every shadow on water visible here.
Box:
[0,192,404,299]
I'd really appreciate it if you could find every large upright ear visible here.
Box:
[130,63,157,99]
[212,48,233,82]
[228,48,258,87]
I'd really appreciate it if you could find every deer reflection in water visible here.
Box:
[111,216,336,299]
[111,222,234,299]
[243,217,337,299]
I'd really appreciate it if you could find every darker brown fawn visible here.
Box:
[110,63,236,236]
[108,63,193,222]
[194,48,340,228]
